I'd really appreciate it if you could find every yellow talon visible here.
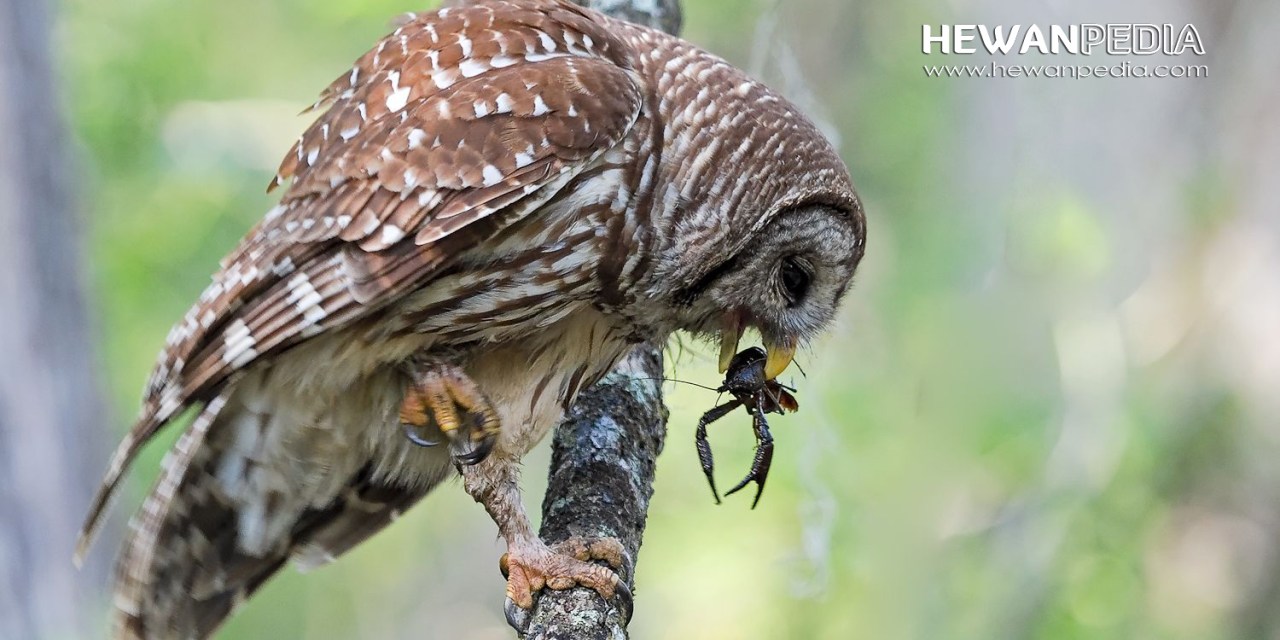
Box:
[400,361,500,464]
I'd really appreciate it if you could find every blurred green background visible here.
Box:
[35,0,1280,637]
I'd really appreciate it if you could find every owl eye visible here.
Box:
[778,256,811,306]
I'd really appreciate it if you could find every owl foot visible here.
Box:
[399,360,500,465]
[549,537,631,573]
[499,536,632,630]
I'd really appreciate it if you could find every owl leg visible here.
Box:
[399,360,500,465]
[461,459,631,630]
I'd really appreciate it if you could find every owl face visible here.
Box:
[672,204,865,378]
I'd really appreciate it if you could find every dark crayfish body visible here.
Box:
[695,347,799,507]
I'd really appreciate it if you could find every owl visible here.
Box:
[76,0,866,637]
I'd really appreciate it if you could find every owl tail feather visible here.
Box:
[106,395,435,640]
[75,391,209,569]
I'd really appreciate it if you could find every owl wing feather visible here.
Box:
[77,0,643,561]
[113,408,433,640]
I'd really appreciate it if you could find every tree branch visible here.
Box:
[521,5,681,637]
[525,345,668,639]
[577,0,682,36]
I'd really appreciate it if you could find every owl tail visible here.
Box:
[108,391,437,640]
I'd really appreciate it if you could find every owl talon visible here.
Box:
[454,436,495,466]
[550,536,630,572]
[400,360,501,464]
[402,423,441,447]
[500,536,630,630]
[615,579,635,624]
[503,596,532,633]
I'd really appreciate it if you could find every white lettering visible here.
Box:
[979,25,1021,54]
[1049,25,1077,54]
[922,24,950,54]
[954,25,977,53]
[1107,24,1132,54]
[1020,25,1049,54]
[1133,24,1161,54]
[1177,24,1205,55]
[1081,24,1106,55]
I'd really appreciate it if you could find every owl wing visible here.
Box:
[111,401,441,640]
[78,0,643,559]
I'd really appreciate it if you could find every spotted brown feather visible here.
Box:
[78,1,644,557]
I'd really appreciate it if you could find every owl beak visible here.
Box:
[763,337,797,380]
[718,319,745,373]
[718,313,796,379]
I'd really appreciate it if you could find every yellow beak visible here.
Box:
[718,320,797,380]
[718,319,745,373]
[763,339,797,380]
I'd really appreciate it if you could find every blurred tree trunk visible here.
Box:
[0,0,112,637]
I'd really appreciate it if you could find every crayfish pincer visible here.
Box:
[695,347,799,508]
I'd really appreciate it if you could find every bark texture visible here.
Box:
[521,4,681,636]
[524,346,669,639]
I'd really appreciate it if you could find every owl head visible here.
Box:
[666,200,865,380]
[634,43,866,380]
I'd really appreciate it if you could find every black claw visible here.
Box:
[723,471,767,508]
[473,435,496,460]
[453,448,483,466]
[695,400,741,505]
[722,475,755,500]
[503,596,531,633]
[614,579,634,625]
[616,547,635,575]
[402,423,440,447]
[722,406,774,508]
[703,473,721,505]
[696,436,721,505]
[453,435,495,466]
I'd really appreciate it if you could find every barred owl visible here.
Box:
[76,0,865,636]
